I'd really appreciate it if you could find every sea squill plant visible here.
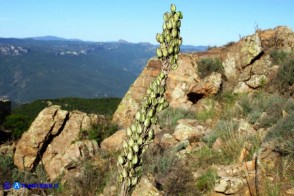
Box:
[117,4,183,195]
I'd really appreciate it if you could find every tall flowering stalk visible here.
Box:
[117,4,183,195]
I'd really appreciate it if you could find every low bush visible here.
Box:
[270,50,288,65]
[3,113,30,139]
[158,107,195,131]
[195,168,218,193]
[197,58,223,78]
[79,122,118,145]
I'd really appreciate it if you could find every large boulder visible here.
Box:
[173,119,207,141]
[100,129,127,152]
[14,105,105,181]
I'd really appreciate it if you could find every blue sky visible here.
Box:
[0,0,293,46]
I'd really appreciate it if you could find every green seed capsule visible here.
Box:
[132,155,138,165]
[172,29,178,38]
[123,140,128,149]
[147,108,155,117]
[127,150,133,160]
[163,100,169,108]
[137,137,143,145]
[174,46,180,54]
[122,168,128,178]
[131,177,138,186]
[178,11,183,19]
[118,155,124,164]
[162,22,167,30]
[159,72,165,79]
[177,20,181,28]
[147,88,152,95]
[152,97,157,106]
[156,48,162,57]
[128,138,134,147]
[132,133,139,141]
[163,12,169,22]
[144,117,151,127]
[126,177,131,187]
[148,129,155,140]
[126,127,132,136]
[167,21,172,30]
[159,34,164,43]
[151,116,158,124]
[131,124,137,132]
[160,42,166,49]
[168,46,174,54]
[137,124,143,134]
[156,33,161,42]
[157,104,163,112]
[139,113,146,123]
[133,143,139,153]
[170,56,176,65]
[174,12,180,21]
[162,48,168,57]
[166,34,171,42]
[135,111,141,121]
[170,4,176,12]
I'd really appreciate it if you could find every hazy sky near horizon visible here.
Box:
[0,1,293,46]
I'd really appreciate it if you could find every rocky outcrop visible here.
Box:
[113,26,294,129]
[14,105,105,181]
[100,129,127,152]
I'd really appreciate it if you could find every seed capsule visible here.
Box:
[157,104,163,112]
[131,124,137,132]
[132,133,139,141]
[152,97,157,106]
[148,129,155,140]
[126,177,131,187]
[162,22,167,30]
[162,48,168,57]
[179,11,183,19]
[144,117,151,127]
[126,127,132,136]
[159,34,164,43]
[163,100,169,108]
[135,111,141,121]
[118,175,123,183]
[168,46,174,54]
[172,63,179,70]
[159,72,165,79]
[127,150,133,160]
[118,155,124,165]
[170,56,176,64]
[177,20,181,28]
[156,48,162,57]
[137,124,143,134]
[131,177,138,186]
[163,12,169,22]
[170,4,176,12]
[133,143,139,153]
[166,34,171,42]
[122,168,128,178]
[147,108,155,117]
[156,33,161,42]
[123,140,128,149]
[151,116,158,124]
[174,46,180,54]
[128,138,134,147]
[139,113,146,123]
[172,29,178,38]
[132,155,138,165]
[137,137,143,145]
[174,12,180,21]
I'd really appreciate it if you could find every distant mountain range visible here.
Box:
[0,36,207,103]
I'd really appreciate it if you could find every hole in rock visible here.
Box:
[187,92,204,104]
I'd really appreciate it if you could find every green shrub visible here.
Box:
[0,155,14,185]
[3,113,30,139]
[158,107,195,130]
[265,112,294,156]
[196,169,218,193]
[79,122,118,145]
[270,50,288,65]
[197,58,223,78]
[195,98,217,122]
[276,56,294,89]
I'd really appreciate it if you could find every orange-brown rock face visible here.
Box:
[112,26,294,129]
